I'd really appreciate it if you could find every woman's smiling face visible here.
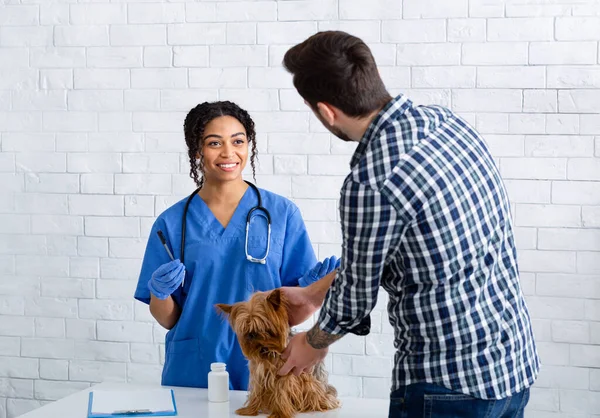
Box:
[200,115,249,185]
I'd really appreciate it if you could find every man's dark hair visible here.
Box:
[283,31,392,118]
[183,101,257,188]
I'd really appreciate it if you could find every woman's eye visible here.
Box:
[234,139,245,145]
[207,141,220,147]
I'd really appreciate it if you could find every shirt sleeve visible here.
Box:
[134,217,175,305]
[316,180,400,336]
[279,205,318,287]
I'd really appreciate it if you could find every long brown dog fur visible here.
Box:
[216,289,340,418]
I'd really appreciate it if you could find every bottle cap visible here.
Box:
[210,362,226,371]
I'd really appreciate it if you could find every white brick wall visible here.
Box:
[0,2,599,417]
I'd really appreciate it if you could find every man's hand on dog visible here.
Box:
[278,332,328,376]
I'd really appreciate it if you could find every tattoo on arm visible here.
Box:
[306,326,342,349]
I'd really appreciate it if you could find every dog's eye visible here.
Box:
[247,332,258,340]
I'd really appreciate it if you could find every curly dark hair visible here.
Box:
[183,101,258,188]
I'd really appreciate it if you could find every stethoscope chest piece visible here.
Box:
[246,254,266,265]
[244,210,271,265]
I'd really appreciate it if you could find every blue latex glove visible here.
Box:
[298,256,341,287]
[148,259,186,300]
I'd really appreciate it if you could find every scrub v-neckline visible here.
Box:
[195,185,253,239]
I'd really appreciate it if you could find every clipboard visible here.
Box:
[87,389,178,417]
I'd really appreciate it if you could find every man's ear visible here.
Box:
[316,102,336,125]
[215,303,232,316]
[267,289,282,311]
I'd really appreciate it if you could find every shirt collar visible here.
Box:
[349,94,413,168]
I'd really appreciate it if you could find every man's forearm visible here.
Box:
[306,268,337,306]
[305,268,351,349]
[306,324,342,349]
[304,269,342,349]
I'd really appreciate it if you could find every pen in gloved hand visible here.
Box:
[156,230,184,288]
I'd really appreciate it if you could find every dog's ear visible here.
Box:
[215,303,232,316]
[267,289,282,311]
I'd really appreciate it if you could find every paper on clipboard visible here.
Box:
[89,388,176,416]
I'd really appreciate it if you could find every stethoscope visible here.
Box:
[180,180,271,265]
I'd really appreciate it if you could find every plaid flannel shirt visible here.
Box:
[317,94,539,399]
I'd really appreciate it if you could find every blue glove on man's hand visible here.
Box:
[148,259,186,300]
[298,256,341,287]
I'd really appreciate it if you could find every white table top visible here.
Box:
[17,382,390,418]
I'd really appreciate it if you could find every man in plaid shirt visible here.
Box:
[278,31,539,417]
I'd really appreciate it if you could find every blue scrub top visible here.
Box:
[134,186,317,390]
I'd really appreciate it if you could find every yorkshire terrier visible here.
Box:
[216,289,340,418]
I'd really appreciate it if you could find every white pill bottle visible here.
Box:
[208,362,229,403]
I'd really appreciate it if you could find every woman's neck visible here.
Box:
[198,178,248,204]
